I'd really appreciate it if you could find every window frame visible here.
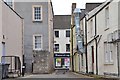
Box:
[32,5,42,22]
[90,19,93,37]
[33,34,42,51]
[105,7,109,29]
[104,42,113,64]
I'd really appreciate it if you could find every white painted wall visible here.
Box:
[54,29,70,53]
[87,1,119,75]
[96,1,118,75]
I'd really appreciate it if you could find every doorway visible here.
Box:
[91,46,94,74]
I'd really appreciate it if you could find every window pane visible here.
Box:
[54,44,59,52]
[35,43,41,48]
[35,36,41,43]
[34,6,41,21]
[34,36,41,49]
[55,31,59,37]
[66,30,70,37]
[66,44,70,52]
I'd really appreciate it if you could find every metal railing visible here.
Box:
[1,56,21,77]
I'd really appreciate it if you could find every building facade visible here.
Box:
[71,3,102,73]
[11,0,54,73]
[54,15,71,69]
[0,0,23,71]
[85,0,120,76]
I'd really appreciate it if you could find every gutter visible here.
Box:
[117,42,120,77]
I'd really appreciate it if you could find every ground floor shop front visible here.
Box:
[54,53,70,70]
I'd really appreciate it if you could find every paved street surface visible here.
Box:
[4,70,93,80]
[22,70,91,78]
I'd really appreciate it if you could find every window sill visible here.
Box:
[54,51,59,52]
[33,49,42,51]
[32,20,42,23]
[104,62,114,65]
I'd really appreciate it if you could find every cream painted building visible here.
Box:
[86,0,120,76]
[54,15,71,69]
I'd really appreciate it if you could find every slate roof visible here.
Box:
[80,3,102,20]
[86,3,102,12]
[54,15,71,29]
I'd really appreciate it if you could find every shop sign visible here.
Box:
[54,53,70,57]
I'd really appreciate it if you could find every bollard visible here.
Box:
[22,65,25,77]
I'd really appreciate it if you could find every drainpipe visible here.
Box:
[117,42,120,77]
[21,18,24,66]
[85,16,88,73]
[71,26,74,72]
[95,15,98,75]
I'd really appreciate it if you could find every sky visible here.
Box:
[52,0,106,15]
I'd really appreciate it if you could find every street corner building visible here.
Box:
[10,0,54,73]
[0,0,23,75]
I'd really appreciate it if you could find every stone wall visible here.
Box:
[33,51,53,74]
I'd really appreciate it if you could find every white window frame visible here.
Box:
[33,34,42,51]
[104,43,113,64]
[90,19,93,37]
[32,5,42,21]
[105,7,109,29]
